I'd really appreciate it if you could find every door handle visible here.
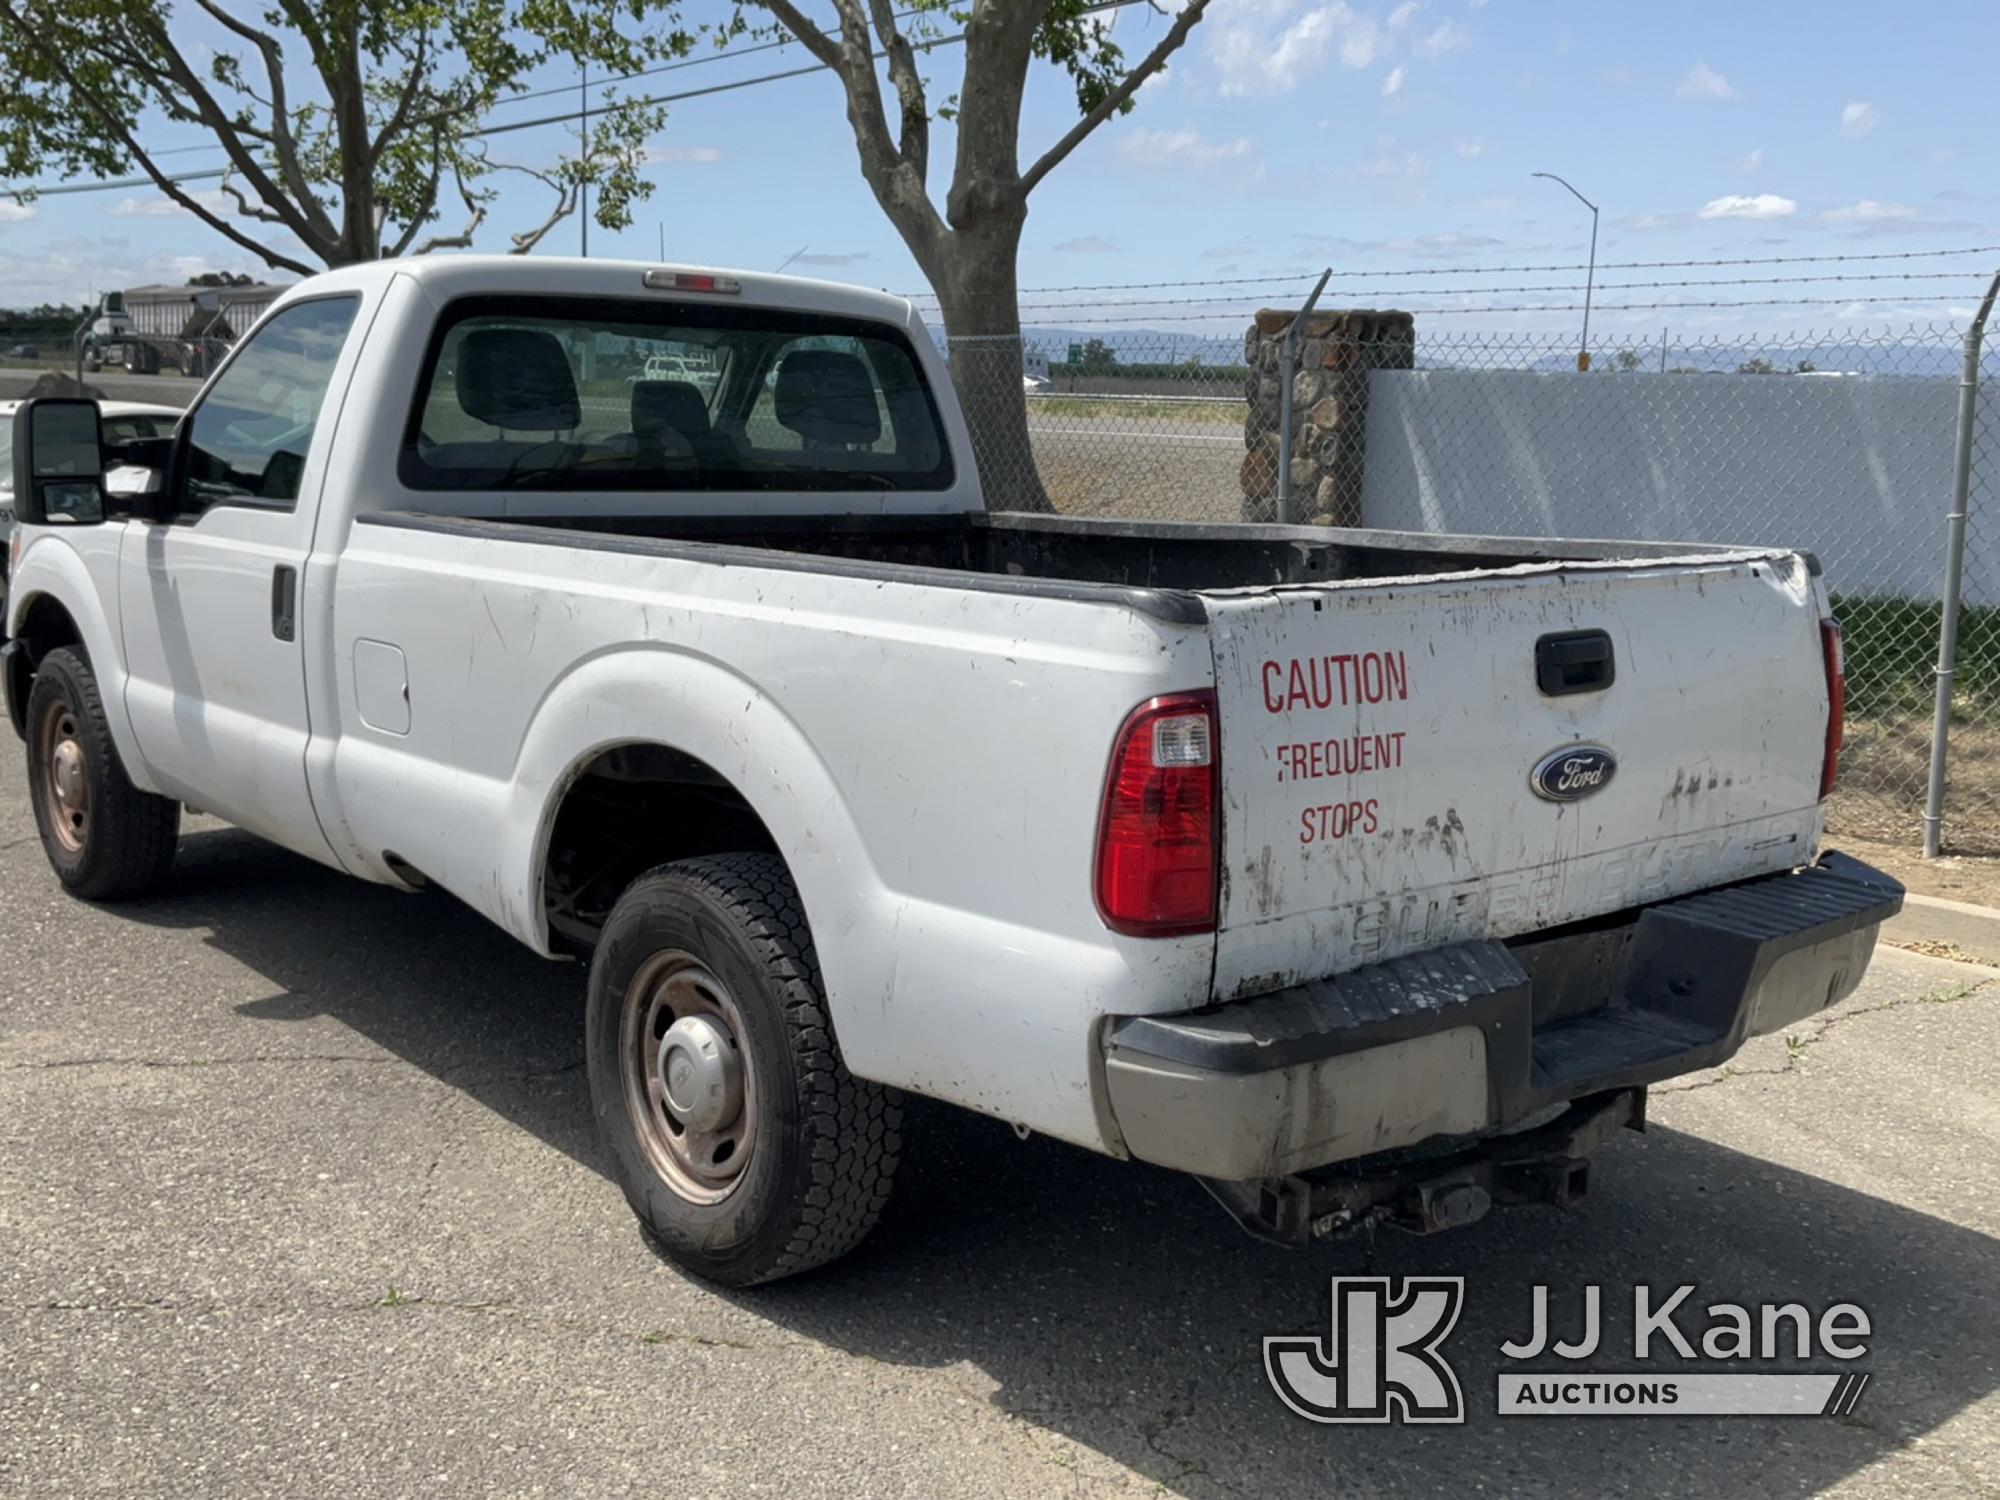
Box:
[1536,629,1614,695]
[271,565,298,642]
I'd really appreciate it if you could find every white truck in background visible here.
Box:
[4,257,1900,1285]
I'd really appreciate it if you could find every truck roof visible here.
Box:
[276,255,921,327]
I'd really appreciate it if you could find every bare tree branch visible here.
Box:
[750,0,841,68]
[220,171,298,226]
[371,30,432,163]
[865,0,927,184]
[757,0,946,258]
[124,11,329,252]
[410,164,484,255]
[194,0,340,245]
[387,134,450,256]
[0,0,314,274]
[1019,0,1210,196]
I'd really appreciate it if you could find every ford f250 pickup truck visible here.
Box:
[4,257,1902,1285]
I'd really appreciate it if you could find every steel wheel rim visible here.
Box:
[36,701,89,855]
[620,949,757,1205]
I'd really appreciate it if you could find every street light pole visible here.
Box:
[1532,171,1598,370]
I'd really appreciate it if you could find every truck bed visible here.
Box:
[363,508,1778,623]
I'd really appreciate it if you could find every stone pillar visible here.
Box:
[1240,308,1415,525]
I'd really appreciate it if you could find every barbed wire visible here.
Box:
[898,245,2000,300]
[987,269,1996,316]
[990,295,1986,326]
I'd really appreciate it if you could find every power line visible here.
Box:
[900,244,2000,299]
[488,4,940,111]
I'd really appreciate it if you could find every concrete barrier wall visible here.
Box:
[1358,368,1986,601]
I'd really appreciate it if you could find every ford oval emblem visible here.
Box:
[1531,744,1617,802]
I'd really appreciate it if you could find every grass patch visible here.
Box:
[1833,594,2000,724]
[1027,395,1245,425]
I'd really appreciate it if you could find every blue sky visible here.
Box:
[2,0,1997,335]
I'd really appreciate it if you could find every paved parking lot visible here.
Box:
[2,744,1997,1498]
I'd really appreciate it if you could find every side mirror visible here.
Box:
[10,398,108,527]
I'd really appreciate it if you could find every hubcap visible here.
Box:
[621,950,757,1204]
[37,705,89,854]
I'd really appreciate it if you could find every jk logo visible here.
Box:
[1265,1276,1466,1424]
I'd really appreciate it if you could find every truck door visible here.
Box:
[117,294,363,859]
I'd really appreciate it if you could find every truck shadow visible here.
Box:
[129,826,2000,1499]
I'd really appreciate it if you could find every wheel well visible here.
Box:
[541,743,780,953]
[13,594,83,662]
[5,594,83,740]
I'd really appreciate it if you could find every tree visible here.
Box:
[1736,357,1778,375]
[1613,347,1643,372]
[743,0,1212,507]
[0,0,690,273]
[1079,336,1118,373]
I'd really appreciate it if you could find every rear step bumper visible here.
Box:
[1102,852,1903,1183]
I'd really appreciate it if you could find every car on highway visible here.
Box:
[2,257,1900,1287]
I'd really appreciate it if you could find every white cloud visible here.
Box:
[0,201,35,223]
[1117,127,1257,171]
[1820,199,1917,224]
[1675,62,1736,101]
[1738,147,1764,172]
[1697,193,1797,221]
[1381,64,1407,97]
[792,251,869,266]
[1416,20,1469,56]
[1838,100,1879,139]
[1476,193,1513,213]
[1054,235,1123,254]
[1210,2,1387,96]
[1455,135,1487,159]
[1202,243,1254,259]
[1345,150,1430,185]
[645,145,724,165]
[102,190,235,218]
[1387,0,1420,27]
[1295,229,1501,259]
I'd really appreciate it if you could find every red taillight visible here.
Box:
[1095,692,1218,937]
[1820,619,1845,800]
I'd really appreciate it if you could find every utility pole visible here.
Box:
[1532,171,1598,371]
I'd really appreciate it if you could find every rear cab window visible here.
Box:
[397,296,953,493]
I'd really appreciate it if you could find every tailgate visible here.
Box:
[1205,551,1831,1000]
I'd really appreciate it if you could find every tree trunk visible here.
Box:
[928,219,1053,514]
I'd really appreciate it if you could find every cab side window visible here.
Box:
[183,297,361,514]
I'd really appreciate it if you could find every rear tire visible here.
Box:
[585,854,901,1286]
[25,647,179,900]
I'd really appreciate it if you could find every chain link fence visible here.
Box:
[945,320,1997,854]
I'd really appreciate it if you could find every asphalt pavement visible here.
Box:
[2,730,1998,1497]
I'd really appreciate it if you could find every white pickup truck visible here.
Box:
[5,257,1901,1284]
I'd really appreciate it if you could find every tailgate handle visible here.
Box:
[1536,629,1615,695]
